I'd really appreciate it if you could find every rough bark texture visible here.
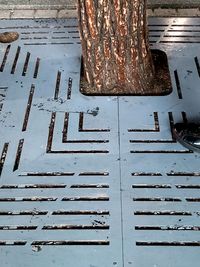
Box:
[78,0,156,95]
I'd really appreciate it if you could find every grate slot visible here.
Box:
[22,85,35,132]
[62,112,109,143]
[52,210,109,215]
[22,52,30,76]
[33,58,40,79]
[54,71,61,100]
[135,225,200,231]
[62,197,109,201]
[0,210,48,216]
[67,77,73,100]
[13,139,24,172]
[134,211,192,216]
[174,70,183,99]
[0,184,66,189]
[0,143,9,177]
[133,198,182,202]
[42,224,109,230]
[11,46,21,74]
[0,241,27,246]
[31,240,109,246]
[136,241,200,247]
[194,56,200,77]
[19,172,75,176]
[0,45,11,72]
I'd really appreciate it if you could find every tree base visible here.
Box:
[80,50,172,96]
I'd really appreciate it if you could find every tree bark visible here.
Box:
[78,0,156,95]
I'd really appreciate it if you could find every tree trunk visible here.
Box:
[78,0,156,95]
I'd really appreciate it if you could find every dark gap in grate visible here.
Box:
[133,198,182,202]
[130,140,174,143]
[22,84,35,132]
[79,172,109,176]
[62,197,109,201]
[0,211,48,216]
[24,42,76,46]
[62,112,69,142]
[161,41,200,44]
[11,46,21,74]
[51,42,74,45]
[0,25,78,30]
[0,184,66,189]
[0,241,27,246]
[174,70,183,99]
[50,150,109,154]
[70,184,109,188]
[46,112,56,153]
[0,45,11,72]
[21,37,48,40]
[22,52,30,76]
[186,198,200,202]
[168,30,200,32]
[52,210,109,215]
[31,240,109,246]
[0,143,9,177]
[136,241,200,247]
[168,112,176,140]
[135,226,200,231]
[52,36,70,40]
[54,71,61,100]
[176,185,200,189]
[62,112,109,143]
[19,172,75,176]
[134,211,192,216]
[42,225,109,230]
[182,111,188,124]
[0,225,37,230]
[79,113,110,132]
[171,24,200,27]
[24,43,47,46]
[13,139,24,172]
[167,172,200,176]
[132,172,162,176]
[0,197,57,202]
[194,56,200,77]
[21,31,49,34]
[132,184,171,189]
[130,112,176,143]
[33,58,40,79]
[164,35,200,38]
[53,31,66,34]
[128,112,160,132]
[0,103,3,111]
[48,112,109,154]
[67,77,73,100]
[0,26,51,30]
[68,31,79,33]
[149,24,169,27]
[131,150,192,154]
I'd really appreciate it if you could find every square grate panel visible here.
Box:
[0,17,200,267]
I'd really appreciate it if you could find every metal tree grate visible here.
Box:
[0,17,200,267]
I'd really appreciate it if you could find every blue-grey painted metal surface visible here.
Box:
[0,17,200,267]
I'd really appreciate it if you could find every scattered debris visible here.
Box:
[0,32,19,43]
